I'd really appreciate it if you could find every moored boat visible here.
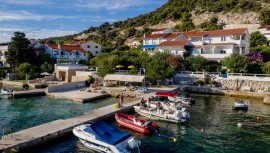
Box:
[156,92,195,105]
[115,112,159,134]
[73,121,140,153]
[1,88,14,94]
[233,100,249,110]
[134,105,190,123]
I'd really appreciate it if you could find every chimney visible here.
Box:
[58,44,61,51]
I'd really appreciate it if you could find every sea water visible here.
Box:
[37,95,270,153]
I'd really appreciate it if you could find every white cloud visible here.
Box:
[0,26,78,43]
[0,10,76,21]
[0,0,47,5]
[73,0,164,10]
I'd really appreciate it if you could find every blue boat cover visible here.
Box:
[141,45,157,49]
[84,121,131,145]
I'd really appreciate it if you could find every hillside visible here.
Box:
[41,0,270,50]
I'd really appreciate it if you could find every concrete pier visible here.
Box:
[46,89,111,103]
[0,88,171,152]
[0,89,46,99]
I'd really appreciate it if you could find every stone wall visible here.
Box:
[217,79,270,93]
[45,81,85,93]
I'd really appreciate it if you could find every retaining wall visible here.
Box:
[217,79,270,93]
[45,81,85,93]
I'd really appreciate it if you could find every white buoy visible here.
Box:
[237,123,242,127]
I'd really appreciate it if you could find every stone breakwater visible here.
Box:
[218,79,270,93]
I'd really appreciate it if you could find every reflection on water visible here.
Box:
[0,96,118,136]
[38,94,270,153]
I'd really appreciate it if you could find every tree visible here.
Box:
[41,62,53,73]
[262,61,270,74]
[184,56,207,71]
[166,55,183,71]
[147,52,175,81]
[6,32,37,72]
[174,12,195,31]
[204,60,221,72]
[222,54,249,73]
[250,31,268,47]
[198,16,222,31]
[17,62,34,80]
[259,8,270,26]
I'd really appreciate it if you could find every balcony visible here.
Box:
[52,55,68,59]
[0,56,6,61]
[200,54,231,60]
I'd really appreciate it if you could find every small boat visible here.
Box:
[115,113,159,134]
[1,88,14,94]
[233,100,248,110]
[155,92,195,105]
[73,121,140,153]
[134,105,190,123]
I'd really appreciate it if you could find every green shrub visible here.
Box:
[210,80,218,87]
[197,80,204,86]
[85,76,95,86]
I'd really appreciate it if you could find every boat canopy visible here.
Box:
[156,92,176,97]
[84,121,131,145]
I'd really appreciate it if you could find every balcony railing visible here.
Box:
[52,55,68,58]
[200,53,231,59]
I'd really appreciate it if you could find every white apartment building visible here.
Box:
[258,25,270,40]
[68,41,102,56]
[0,43,8,67]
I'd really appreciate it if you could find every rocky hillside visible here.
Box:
[42,0,270,49]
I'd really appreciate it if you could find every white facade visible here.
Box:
[0,43,8,67]
[45,45,88,64]
[158,46,186,56]
[80,41,102,56]
[258,26,270,40]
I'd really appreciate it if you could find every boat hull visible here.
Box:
[115,113,159,134]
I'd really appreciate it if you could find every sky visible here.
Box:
[0,0,168,43]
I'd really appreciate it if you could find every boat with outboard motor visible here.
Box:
[73,121,140,153]
[1,88,14,94]
[156,92,195,105]
[115,113,159,134]
[133,104,190,123]
[233,100,248,110]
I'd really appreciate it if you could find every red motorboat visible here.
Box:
[115,113,159,134]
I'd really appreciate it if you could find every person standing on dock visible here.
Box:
[119,93,124,107]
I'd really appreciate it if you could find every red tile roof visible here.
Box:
[144,33,170,39]
[258,25,270,29]
[184,28,247,37]
[158,40,189,47]
[46,44,88,53]
[164,32,181,39]
[153,28,167,32]
[145,34,168,39]
[204,43,235,46]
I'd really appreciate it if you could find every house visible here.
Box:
[144,28,250,61]
[185,28,250,61]
[157,40,193,56]
[127,37,142,48]
[258,25,270,40]
[142,32,183,51]
[30,40,46,55]
[68,41,102,56]
[45,44,88,64]
[0,43,9,67]
[151,28,173,34]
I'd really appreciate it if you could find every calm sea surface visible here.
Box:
[1,94,270,153]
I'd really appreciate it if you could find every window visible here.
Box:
[220,50,226,54]
[95,46,98,48]
[84,53,86,56]
[221,36,226,41]
[87,45,90,48]
[95,51,99,54]
[70,53,72,55]
[60,51,64,55]
[76,51,79,55]
[53,50,58,55]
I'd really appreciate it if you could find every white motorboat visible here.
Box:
[1,88,14,94]
[134,105,190,123]
[155,91,195,105]
[233,100,248,110]
[73,121,140,153]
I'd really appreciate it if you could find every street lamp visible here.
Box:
[140,68,146,93]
